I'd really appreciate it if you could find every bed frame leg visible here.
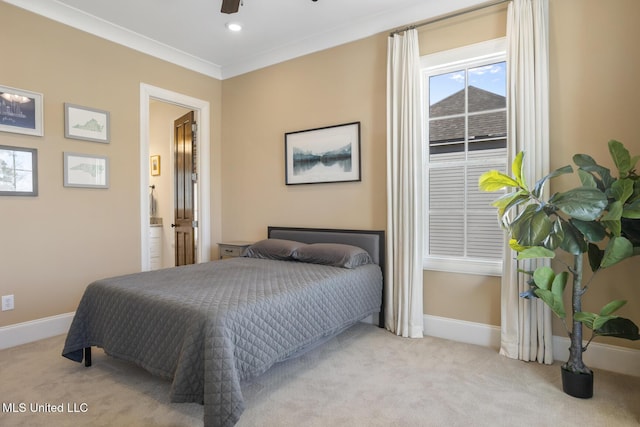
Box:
[84,347,92,367]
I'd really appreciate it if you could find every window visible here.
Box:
[421,39,507,276]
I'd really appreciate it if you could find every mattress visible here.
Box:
[62,256,382,426]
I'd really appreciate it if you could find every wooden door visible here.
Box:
[173,111,196,266]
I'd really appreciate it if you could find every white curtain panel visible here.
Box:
[502,0,553,363]
[386,29,424,338]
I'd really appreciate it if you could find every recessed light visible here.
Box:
[226,22,242,32]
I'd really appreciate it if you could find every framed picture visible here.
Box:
[150,155,161,176]
[0,145,38,196]
[64,103,110,143]
[285,121,361,185]
[63,152,109,189]
[0,85,44,136]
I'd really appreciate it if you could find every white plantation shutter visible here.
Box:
[428,166,464,257]
[427,159,506,260]
[466,161,507,258]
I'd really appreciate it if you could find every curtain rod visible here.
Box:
[390,0,510,36]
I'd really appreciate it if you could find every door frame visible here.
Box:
[139,83,211,271]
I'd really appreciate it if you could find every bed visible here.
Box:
[62,226,385,427]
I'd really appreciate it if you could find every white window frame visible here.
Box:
[421,38,507,276]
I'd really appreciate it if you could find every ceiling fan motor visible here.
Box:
[222,0,318,14]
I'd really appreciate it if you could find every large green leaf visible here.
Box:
[543,219,564,250]
[600,300,627,316]
[594,317,640,340]
[594,315,619,331]
[549,187,608,221]
[533,266,555,291]
[534,288,566,319]
[479,170,519,192]
[512,151,525,188]
[602,219,622,237]
[623,199,640,219]
[609,140,631,177]
[600,236,634,268]
[587,243,604,272]
[532,165,573,199]
[509,239,528,252]
[560,221,588,255]
[602,200,623,221]
[610,179,634,203]
[570,219,606,243]
[492,190,529,216]
[511,206,553,247]
[551,271,568,297]
[577,169,597,188]
[573,153,597,167]
[574,155,615,189]
[574,311,597,329]
[516,246,556,260]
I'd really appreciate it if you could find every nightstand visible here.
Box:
[218,241,253,259]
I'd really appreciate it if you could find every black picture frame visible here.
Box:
[285,121,361,185]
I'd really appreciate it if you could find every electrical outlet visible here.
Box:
[2,295,14,311]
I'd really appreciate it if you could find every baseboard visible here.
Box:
[3,312,637,377]
[552,335,640,377]
[424,314,640,377]
[0,312,74,350]
[423,314,501,349]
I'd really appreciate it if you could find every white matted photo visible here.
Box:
[285,121,361,185]
[0,85,44,137]
[64,152,109,189]
[0,145,38,196]
[64,103,110,143]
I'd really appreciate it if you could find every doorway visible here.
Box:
[139,83,211,271]
[173,110,196,266]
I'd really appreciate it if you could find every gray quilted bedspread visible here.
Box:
[62,257,382,426]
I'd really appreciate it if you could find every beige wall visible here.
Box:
[548,0,640,348]
[220,35,388,239]
[0,2,222,326]
[1,0,639,352]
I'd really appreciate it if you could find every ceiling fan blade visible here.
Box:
[221,0,241,14]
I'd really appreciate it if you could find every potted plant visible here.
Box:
[479,140,640,398]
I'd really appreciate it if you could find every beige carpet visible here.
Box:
[1,322,638,427]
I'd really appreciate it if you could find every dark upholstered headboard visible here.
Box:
[267,226,385,327]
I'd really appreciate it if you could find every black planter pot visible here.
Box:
[561,366,594,399]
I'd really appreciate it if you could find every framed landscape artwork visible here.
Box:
[0,85,44,137]
[285,121,361,185]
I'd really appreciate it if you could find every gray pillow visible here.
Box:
[293,243,373,268]
[243,238,305,260]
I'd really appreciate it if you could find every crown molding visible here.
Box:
[5,0,489,80]
[5,0,223,79]
[221,0,490,79]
